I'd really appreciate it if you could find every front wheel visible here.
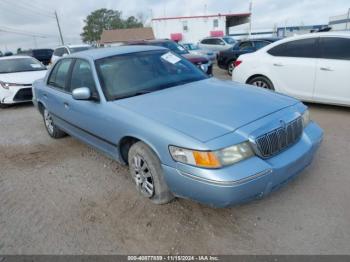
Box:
[128,141,174,205]
[247,76,275,91]
[43,108,66,138]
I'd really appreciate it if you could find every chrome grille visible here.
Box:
[255,117,303,158]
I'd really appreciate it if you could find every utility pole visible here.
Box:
[248,1,253,38]
[55,11,64,45]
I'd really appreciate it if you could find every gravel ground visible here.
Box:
[0,67,350,255]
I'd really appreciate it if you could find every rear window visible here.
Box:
[268,38,319,58]
[319,37,350,60]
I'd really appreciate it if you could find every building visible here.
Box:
[151,13,250,43]
[100,27,155,46]
[329,10,350,31]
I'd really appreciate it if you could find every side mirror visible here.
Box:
[72,87,91,100]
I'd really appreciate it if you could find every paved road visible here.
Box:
[0,67,349,254]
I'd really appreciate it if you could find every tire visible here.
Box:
[227,60,235,76]
[247,76,275,91]
[128,141,174,205]
[43,108,66,138]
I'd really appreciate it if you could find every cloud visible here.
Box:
[0,0,348,51]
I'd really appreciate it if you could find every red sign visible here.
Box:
[170,33,183,41]
[210,31,224,37]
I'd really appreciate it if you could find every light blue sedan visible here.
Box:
[33,46,323,207]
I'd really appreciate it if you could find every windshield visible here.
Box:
[69,46,91,53]
[151,41,189,55]
[0,57,46,74]
[95,50,207,101]
[223,37,236,45]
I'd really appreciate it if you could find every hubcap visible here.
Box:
[228,63,234,75]
[132,155,154,198]
[44,110,54,134]
[252,80,270,90]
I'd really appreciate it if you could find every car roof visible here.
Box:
[0,55,32,61]
[69,45,167,60]
[55,44,91,49]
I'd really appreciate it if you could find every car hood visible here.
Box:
[0,70,47,84]
[116,78,298,142]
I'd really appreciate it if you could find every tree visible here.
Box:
[81,8,143,44]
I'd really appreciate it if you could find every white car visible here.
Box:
[51,44,92,64]
[232,32,350,106]
[198,36,236,52]
[0,56,47,107]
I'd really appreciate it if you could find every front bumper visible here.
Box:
[1,86,33,105]
[162,122,323,208]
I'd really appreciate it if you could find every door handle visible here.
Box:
[273,63,284,67]
[64,102,69,109]
[320,67,333,72]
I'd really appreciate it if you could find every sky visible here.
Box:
[0,0,348,52]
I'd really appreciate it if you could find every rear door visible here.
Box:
[313,37,350,105]
[267,38,319,101]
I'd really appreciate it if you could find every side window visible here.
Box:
[268,38,319,58]
[201,39,211,45]
[319,37,350,60]
[47,59,72,90]
[253,41,271,50]
[70,59,96,93]
[213,38,224,45]
[53,48,64,57]
[239,42,253,50]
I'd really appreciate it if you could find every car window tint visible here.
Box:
[48,59,72,90]
[254,41,271,50]
[70,59,96,92]
[319,37,350,60]
[239,42,253,50]
[213,39,224,45]
[268,38,319,58]
[201,39,211,44]
[53,48,64,57]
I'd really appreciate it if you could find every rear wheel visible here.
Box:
[128,141,174,205]
[227,61,235,76]
[247,76,275,91]
[43,108,66,138]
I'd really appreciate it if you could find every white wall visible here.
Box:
[152,16,227,44]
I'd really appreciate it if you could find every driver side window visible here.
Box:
[69,59,97,95]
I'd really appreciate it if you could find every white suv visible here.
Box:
[198,36,236,52]
[233,32,350,107]
[51,44,92,64]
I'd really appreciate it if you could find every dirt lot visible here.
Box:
[0,67,350,255]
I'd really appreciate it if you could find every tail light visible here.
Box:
[234,60,242,67]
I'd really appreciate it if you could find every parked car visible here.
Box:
[198,36,236,52]
[182,43,216,62]
[233,32,350,106]
[51,44,92,64]
[218,38,280,75]
[4,51,13,56]
[32,46,323,207]
[125,39,213,75]
[0,56,47,107]
[19,49,54,66]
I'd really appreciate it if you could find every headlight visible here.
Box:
[169,141,254,169]
[0,81,19,89]
[302,109,310,128]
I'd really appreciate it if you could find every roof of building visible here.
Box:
[70,45,165,60]
[100,27,155,44]
[151,13,251,21]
